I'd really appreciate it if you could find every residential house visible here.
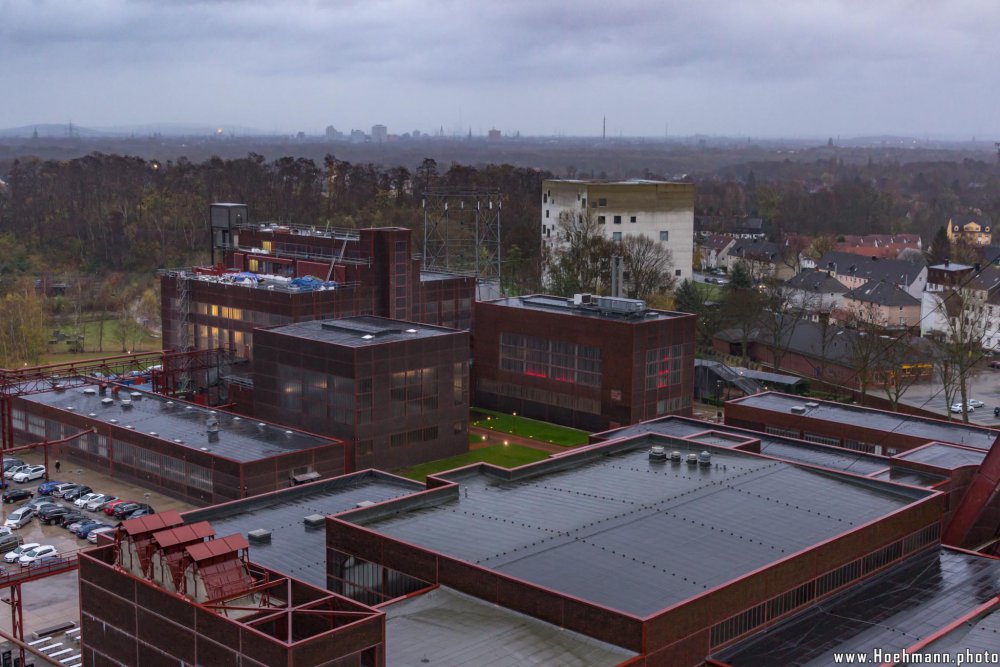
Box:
[839,280,922,331]
[947,213,992,246]
[698,234,735,270]
[782,268,847,314]
[816,251,927,299]
[921,262,1000,351]
[725,239,792,280]
[836,234,922,260]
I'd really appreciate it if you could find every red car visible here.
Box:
[103,499,131,515]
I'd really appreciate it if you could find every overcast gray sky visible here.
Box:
[2,0,998,138]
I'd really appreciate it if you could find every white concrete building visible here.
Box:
[541,179,695,283]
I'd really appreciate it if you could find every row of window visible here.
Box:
[644,346,685,390]
[596,215,638,225]
[499,333,602,387]
[709,522,940,648]
[389,426,439,448]
[476,378,602,415]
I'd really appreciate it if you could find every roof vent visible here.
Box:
[405,328,418,334]
[88,413,97,418]
[670,450,682,463]
[130,392,142,399]
[149,431,158,436]
[649,445,667,462]
[200,447,210,452]
[233,416,241,421]
[698,451,712,466]
[83,388,96,396]
[124,425,134,430]
[804,402,819,409]
[109,419,119,424]
[790,405,807,414]
[165,401,174,407]
[247,529,272,544]
[54,384,66,393]
[361,334,374,340]
[66,406,75,411]
[303,514,326,528]
[101,398,114,406]
[185,405,194,410]
[686,453,698,465]
[120,399,132,409]
[573,293,593,305]
[174,439,183,444]
[206,417,220,433]
[257,423,266,429]
[354,500,376,509]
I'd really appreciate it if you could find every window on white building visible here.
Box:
[660,231,669,241]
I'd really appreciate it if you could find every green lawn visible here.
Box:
[394,443,550,482]
[38,319,161,365]
[693,281,725,301]
[471,408,589,446]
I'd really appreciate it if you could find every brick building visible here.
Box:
[252,316,470,471]
[473,294,696,431]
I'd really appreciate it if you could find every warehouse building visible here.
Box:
[11,382,346,505]
[473,294,696,431]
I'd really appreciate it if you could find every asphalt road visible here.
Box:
[898,366,1000,426]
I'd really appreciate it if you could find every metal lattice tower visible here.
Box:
[422,187,502,291]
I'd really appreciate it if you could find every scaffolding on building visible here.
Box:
[422,187,502,299]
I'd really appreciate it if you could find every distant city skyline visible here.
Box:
[4,1,1000,139]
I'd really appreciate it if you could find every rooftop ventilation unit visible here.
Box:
[54,384,66,393]
[88,413,97,418]
[595,296,646,316]
[174,439,183,444]
[165,401,174,407]
[354,500,376,509]
[573,293,593,305]
[670,450,682,463]
[247,529,272,544]
[303,514,326,528]
[66,406,75,411]
[130,392,142,400]
[698,451,712,466]
[109,419,119,424]
[686,453,698,465]
[120,399,132,409]
[83,388,96,396]
[790,406,807,414]
[101,398,113,406]
[804,402,819,409]
[149,431,158,436]
[124,425,134,430]
[649,445,667,462]
[405,328,418,334]
[206,417,220,434]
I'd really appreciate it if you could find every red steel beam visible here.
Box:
[942,433,1000,547]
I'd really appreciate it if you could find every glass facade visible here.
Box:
[499,333,602,387]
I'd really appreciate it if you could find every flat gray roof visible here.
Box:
[183,471,422,589]
[922,600,1000,659]
[384,586,636,666]
[715,548,1000,666]
[597,417,891,475]
[897,443,987,470]
[734,393,1000,451]
[265,316,459,347]
[489,294,689,322]
[22,385,336,463]
[358,438,927,617]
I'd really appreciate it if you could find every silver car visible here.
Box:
[3,507,34,530]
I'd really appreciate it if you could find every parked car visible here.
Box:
[62,485,92,502]
[968,399,985,409]
[37,480,64,495]
[24,498,58,512]
[37,505,72,525]
[103,500,130,515]
[51,483,79,498]
[4,507,34,530]
[112,502,146,520]
[74,493,101,508]
[124,507,155,520]
[78,523,111,539]
[990,360,1000,369]
[0,533,23,555]
[1,459,25,473]
[19,545,58,566]
[87,495,117,512]
[65,518,89,533]
[950,403,974,414]
[59,511,87,528]
[12,466,46,483]
[4,465,28,480]
[87,526,115,544]
[2,489,33,504]
[4,543,38,564]
[72,520,104,538]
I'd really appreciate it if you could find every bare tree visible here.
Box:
[756,279,807,373]
[620,234,675,300]
[545,209,610,295]
[937,289,988,422]
[876,334,926,411]
[844,302,886,401]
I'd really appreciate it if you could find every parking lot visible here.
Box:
[0,449,194,642]
[900,366,1000,427]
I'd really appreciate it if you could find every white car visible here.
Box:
[4,507,34,529]
[950,403,974,414]
[87,526,115,544]
[18,545,57,566]
[968,399,985,409]
[12,465,46,483]
[74,493,101,508]
[86,494,116,512]
[4,465,28,480]
[4,542,39,564]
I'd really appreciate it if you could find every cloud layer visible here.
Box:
[3,0,998,137]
